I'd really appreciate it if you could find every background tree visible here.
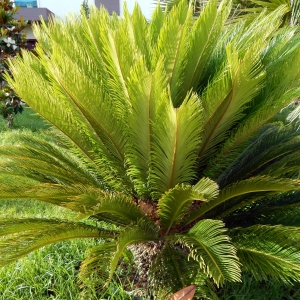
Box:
[81,0,90,18]
[0,0,27,128]
[1,0,300,298]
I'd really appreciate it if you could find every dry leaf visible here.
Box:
[169,285,197,300]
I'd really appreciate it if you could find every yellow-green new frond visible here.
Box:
[148,2,166,52]
[150,92,203,198]
[151,0,190,103]
[7,53,124,191]
[0,219,113,267]
[175,219,241,287]
[81,5,131,108]
[47,46,126,167]
[126,3,152,68]
[179,0,231,105]
[126,58,167,197]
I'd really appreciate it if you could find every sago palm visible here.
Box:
[1,0,300,298]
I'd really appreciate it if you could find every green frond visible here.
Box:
[222,190,300,227]
[158,178,218,232]
[179,0,231,103]
[175,219,241,287]
[0,130,103,187]
[107,219,159,286]
[259,151,300,179]
[128,4,152,68]
[148,2,166,48]
[79,242,117,292]
[217,123,300,186]
[150,92,203,198]
[234,0,299,26]
[231,225,300,282]
[198,41,265,168]
[202,15,300,179]
[64,190,147,225]
[185,176,300,225]
[0,219,114,267]
[151,0,190,105]
[0,180,146,225]
[257,204,300,227]
[149,243,205,298]
[7,52,125,191]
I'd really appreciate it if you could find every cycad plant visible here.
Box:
[1,0,300,298]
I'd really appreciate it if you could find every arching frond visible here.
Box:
[203,17,300,179]
[107,220,159,286]
[0,180,146,225]
[175,219,241,286]
[7,51,126,191]
[0,219,115,267]
[0,130,103,187]
[217,123,300,186]
[150,243,204,298]
[231,225,300,282]
[79,242,117,293]
[185,176,300,224]
[158,178,218,232]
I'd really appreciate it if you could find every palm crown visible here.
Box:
[1,0,300,297]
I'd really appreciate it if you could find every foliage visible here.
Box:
[233,0,300,25]
[1,0,300,298]
[0,0,27,127]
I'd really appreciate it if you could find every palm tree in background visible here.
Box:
[1,0,300,298]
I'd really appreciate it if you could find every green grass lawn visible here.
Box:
[0,107,50,132]
[0,201,100,299]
